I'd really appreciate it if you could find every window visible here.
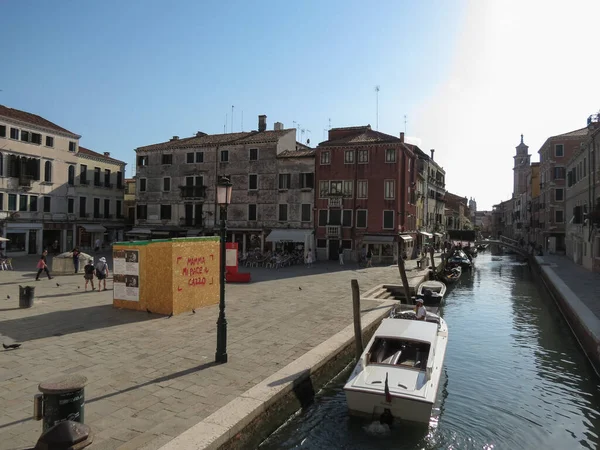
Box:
[116,200,122,218]
[300,172,314,189]
[80,165,88,184]
[196,152,204,163]
[116,171,123,189]
[553,167,565,180]
[357,180,368,199]
[104,199,110,218]
[68,198,74,214]
[160,204,171,220]
[186,152,195,164]
[0,125,5,137]
[278,204,288,221]
[342,209,352,227]
[31,133,41,145]
[104,169,111,187]
[385,148,396,163]
[43,196,51,213]
[137,155,148,166]
[163,177,171,192]
[249,148,259,161]
[318,210,328,226]
[69,141,77,152]
[45,136,54,147]
[220,150,229,162]
[329,209,341,225]
[555,188,564,202]
[301,204,311,222]
[93,198,100,218]
[357,149,368,163]
[384,180,395,199]
[344,150,354,164]
[19,195,28,211]
[29,196,37,212]
[161,154,172,165]
[44,161,52,182]
[248,204,257,221]
[342,240,352,250]
[555,210,564,223]
[383,210,394,229]
[555,144,564,157]
[8,194,17,211]
[94,167,101,186]
[319,181,329,197]
[10,128,19,140]
[136,204,147,220]
[79,197,87,217]
[249,174,258,190]
[343,180,353,196]
[21,130,30,142]
[356,210,368,228]
[139,178,147,192]
[278,173,291,189]
[68,165,75,185]
[330,181,343,195]
[320,151,330,165]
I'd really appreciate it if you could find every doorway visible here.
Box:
[328,239,339,261]
[28,230,37,254]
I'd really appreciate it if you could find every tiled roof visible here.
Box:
[78,146,126,165]
[553,127,589,138]
[319,128,401,147]
[277,149,316,158]
[136,129,294,152]
[0,104,79,136]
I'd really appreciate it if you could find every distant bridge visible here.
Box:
[474,237,531,258]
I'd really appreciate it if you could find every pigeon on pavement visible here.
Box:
[192,309,196,314]
[167,312,173,318]
[146,308,152,314]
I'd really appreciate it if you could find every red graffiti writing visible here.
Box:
[210,254,214,260]
[187,256,206,266]
[177,256,182,264]
[188,277,207,287]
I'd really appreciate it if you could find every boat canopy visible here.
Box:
[375,318,438,344]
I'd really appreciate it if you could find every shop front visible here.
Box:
[5,223,43,256]
[266,229,313,257]
[77,224,107,251]
[360,234,397,264]
[418,230,433,255]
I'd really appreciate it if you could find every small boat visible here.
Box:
[344,308,448,425]
[440,265,462,284]
[416,280,446,306]
[447,250,472,269]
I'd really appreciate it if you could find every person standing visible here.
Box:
[415,298,427,320]
[366,248,373,267]
[84,259,95,291]
[94,238,101,253]
[72,247,81,274]
[52,240,60,256]
[338,246,344,265]
[95,256,109,292]
[306,248,313,268]
[35,250,53,281]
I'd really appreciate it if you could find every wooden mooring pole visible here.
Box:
[351,279,363,359]
[397,243,411,304]
[429,246,436,273]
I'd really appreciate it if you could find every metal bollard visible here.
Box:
[34,375,87,432]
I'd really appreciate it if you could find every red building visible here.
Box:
[315,125,417,263]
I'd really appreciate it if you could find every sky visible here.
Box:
[1,0,599,210]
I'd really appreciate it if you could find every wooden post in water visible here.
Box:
[351,279,363,359]
[397,243,411,304]
[429,246,436,273]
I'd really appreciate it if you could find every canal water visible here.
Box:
[260,253,600,449]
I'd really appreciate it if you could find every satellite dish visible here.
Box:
[307,138,310,145]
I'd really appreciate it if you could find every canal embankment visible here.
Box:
[532,255,600,376]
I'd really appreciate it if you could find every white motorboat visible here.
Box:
[344,308,448,425]
[416,280,446,305]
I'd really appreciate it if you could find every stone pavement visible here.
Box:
[0,256,420,450]
[538,254,600,318]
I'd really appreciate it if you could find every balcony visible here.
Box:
[326,225,341,238]
[180,185,207,199]
[328,197,343,208]
[179,218,204,228]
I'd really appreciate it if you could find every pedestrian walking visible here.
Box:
[306,249,313,268]
[95,256,109,292]
[366,248,373,267]
[35,250,53,281]
[72,247,81,273]
[84,259,96,291]
[338,246,344,265]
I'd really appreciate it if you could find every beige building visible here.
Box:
[124,178,136,228]
[0,105,126,255]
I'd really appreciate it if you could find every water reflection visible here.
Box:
[261,254,600,450]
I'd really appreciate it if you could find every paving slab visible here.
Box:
[0,255,420,449]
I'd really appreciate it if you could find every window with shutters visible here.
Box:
[301,204,311,222]
[343,181,353,197]
[45,136,54,147]
[357,180,368,199]
[160,204,172,220]
[187,152,195,164]
[344,150,354,164]
[139,178,147,192]
[8,194,17,211]
[249,148,259,161]
[137,204,147,220]
[249,174,258,190]
[161,154,173,165]
[278,204,288,221]
[300,172,314,189]
[79,197,87,217]
[19,195,28,211]
[318,209,328,226]
[357,150,368,163]
[385,148,396,163]
[342,209,352,227]
[29,196,37,212]
[278,173,291,189]
[248,204,257,221]
[163,177,171,192]
[383,210,394,229]
[356,210,367,228]
[320,151,330,165]
[43,196,51,213]
[220,150,229,162]
[68,198,74,214]
[555,144,564,157]
[384,180,395,199]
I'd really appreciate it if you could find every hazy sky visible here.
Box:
[1,0,599,210]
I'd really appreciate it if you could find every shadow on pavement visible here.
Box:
[0,304,161,342]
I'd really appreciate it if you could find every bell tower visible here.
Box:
[513,134,530,197]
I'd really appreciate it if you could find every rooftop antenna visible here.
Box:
[375,85,380,130]
[300,128,305,143]
[404,115,407,134]
[241,110,243,131]
[231,105,234,133]
[224,113,227,134]
[293,121,300,141]
[328,118,331,129]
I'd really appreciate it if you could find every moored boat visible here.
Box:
[344,307,448,425]
[439,265,462,284]
[447,250,472,269]
[416,280,446,306]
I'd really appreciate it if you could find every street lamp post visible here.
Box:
[215,176,233,364]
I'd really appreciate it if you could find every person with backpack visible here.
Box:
[84,259,96,291]
[95,257,109,292]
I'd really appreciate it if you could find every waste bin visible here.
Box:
[18,285,35,308]
[36,375,87,432]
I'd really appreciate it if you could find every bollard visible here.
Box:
[36,375,87,432]
[34,420,93,450]
[19,285,35,308]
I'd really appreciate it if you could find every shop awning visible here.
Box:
[126,228,152,235]
[82,224,106,233]
[419,231,433,238]
[399,234,413,241]
[362,235,395,244]
[266,229,311,243]
[434,233,444,237]
[186,230,202,237]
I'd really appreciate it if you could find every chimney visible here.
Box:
[170,136,179,141]
[400,132,404,143]
[274,122,284,131]
[196,131,207,137]
[103,152,110,157]
[258,115,267,132]
[430,149,435,160]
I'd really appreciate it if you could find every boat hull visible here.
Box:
[345,388,433,424]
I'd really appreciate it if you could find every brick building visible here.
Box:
[314,125,417,263]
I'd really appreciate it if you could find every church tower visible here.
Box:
[513,134,530,197]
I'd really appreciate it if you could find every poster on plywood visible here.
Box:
[113,249,140,301]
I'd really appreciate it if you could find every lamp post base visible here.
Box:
[215,352,228,364]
